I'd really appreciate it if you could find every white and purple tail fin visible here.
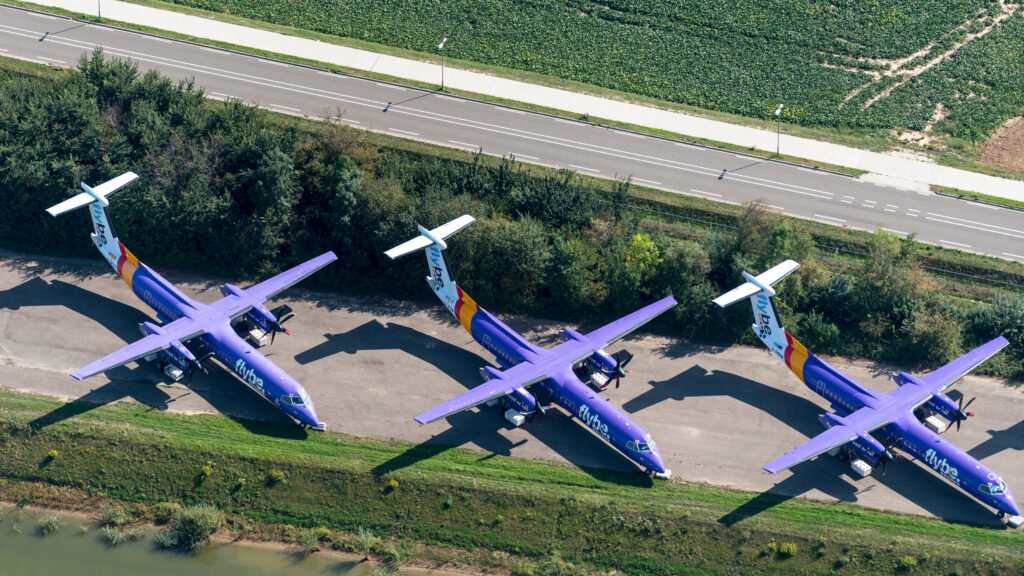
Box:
[384,215,475,313]
[45,172,139,271]
[713,260,800,358]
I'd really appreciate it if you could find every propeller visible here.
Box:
[878,448,898,476]
[946,396,976,432]
[184,350,213,385]
[611,350,634,388]
[268,305,295,345]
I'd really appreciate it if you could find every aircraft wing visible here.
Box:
[573,295,677,362]
[236,251,338,304]
[71,316,205,380]
[414,361,549,424]
[918,336,1009,393]
[764,405,891,474]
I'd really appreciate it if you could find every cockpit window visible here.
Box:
[280,394,306,406]
[980,481,1007,495]
[626,441,637,451]
[635,442,651,452]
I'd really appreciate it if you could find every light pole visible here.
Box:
[774,104,783,156]
[438,37,447,91]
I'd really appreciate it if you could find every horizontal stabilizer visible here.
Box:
[713,260,800,308]
[46,172,139,216]
[385,215,476,259]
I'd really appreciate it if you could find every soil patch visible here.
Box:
[981,116,1024,174]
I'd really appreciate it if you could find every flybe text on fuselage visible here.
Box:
[578,403,610,440]
[234,358,265,394]
[924,448,960,483]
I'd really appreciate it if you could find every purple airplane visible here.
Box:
[714,260,1021,524]
[386,215,677,478]
[46,172,337,429]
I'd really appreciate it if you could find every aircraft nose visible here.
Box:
[1002,488,1020,517]
[648,448,666,474]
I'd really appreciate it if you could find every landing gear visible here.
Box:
[648,468,672,480]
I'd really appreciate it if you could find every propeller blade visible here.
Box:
[271,330,276,345]
[956,418,961,432]
[963,396,976,410]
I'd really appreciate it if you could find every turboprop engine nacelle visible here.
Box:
[923,391,960,422]
[220,283,282,333]
[588,349,618,375]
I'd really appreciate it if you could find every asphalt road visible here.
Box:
[2,250,1023,526]
[2,5,1023,261]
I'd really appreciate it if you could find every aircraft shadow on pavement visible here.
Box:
[295,319,483,383]
[624,365,827,438]
[0,277,150,343]
[8,277,305,439]
[969,420,1024,462]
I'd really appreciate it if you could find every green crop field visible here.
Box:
[148,0,1024,146]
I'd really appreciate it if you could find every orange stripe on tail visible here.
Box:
[454,286,478,336]
[116,242,141,290]
[784,331,810,383]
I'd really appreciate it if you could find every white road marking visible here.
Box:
[569,164,600,173]
[621,132,645,139]
[436,95,461,102]
[270,104,301,112]
[883,227,909,235]
[691,189,722,198]
[862,204,874,208]
[376,82,406,90]
[209,91,235,99]
[318,71,338,77]
[906,212,919,217]
[497,107,525,114]
[449,140,479,149]
[926,212,1024,238]
[509,153,538,160]
[907,208,920,212]
[28,12,56,19]
[939,239,972,248]
[553,118,581,125]
[863,199,876,204]
[768,205,785,211]
[675,143,702,150]
[200,47,221,53]
[0,48,7,52]
[265,60,289,67]
[842,196,855,200]
[390,128,419,136]
[37,56,65,64]
[884,209,896,213]
[886,204,898,208]
[345,119,361,124]
[632,178,662,186]
[146,36,173,43]
[841,200,853,204]
[1003,253,1024,260]
[814,214,846,223]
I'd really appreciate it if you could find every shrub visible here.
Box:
[836,555,851,568]
[354,526,379,560]
[898,555,918,570]
[100,503,133,527]
[777,542,797,558]
[153,502,181,525]
[102,526,126,546]
[266,469,287,486]
[38,514,62,536]
[299,527,332,553]
[47,449,59,459]
[158,503,224,552]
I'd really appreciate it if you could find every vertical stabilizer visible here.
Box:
[45,172,139,274]
[713,260,800,358]
[385,215,475,314]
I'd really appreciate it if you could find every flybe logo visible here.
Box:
[428,248,445,290]
[578,404,610,439]
[234,359,264,393]
[90,205,108,246]
[924,449,959,483]
[755,295,772,339]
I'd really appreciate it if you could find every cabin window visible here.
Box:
[626,441,637,451]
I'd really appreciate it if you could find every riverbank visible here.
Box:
[1,388,1022,576]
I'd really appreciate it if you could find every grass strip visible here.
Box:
[932,184,1024,212]
[1,389,1022,575]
